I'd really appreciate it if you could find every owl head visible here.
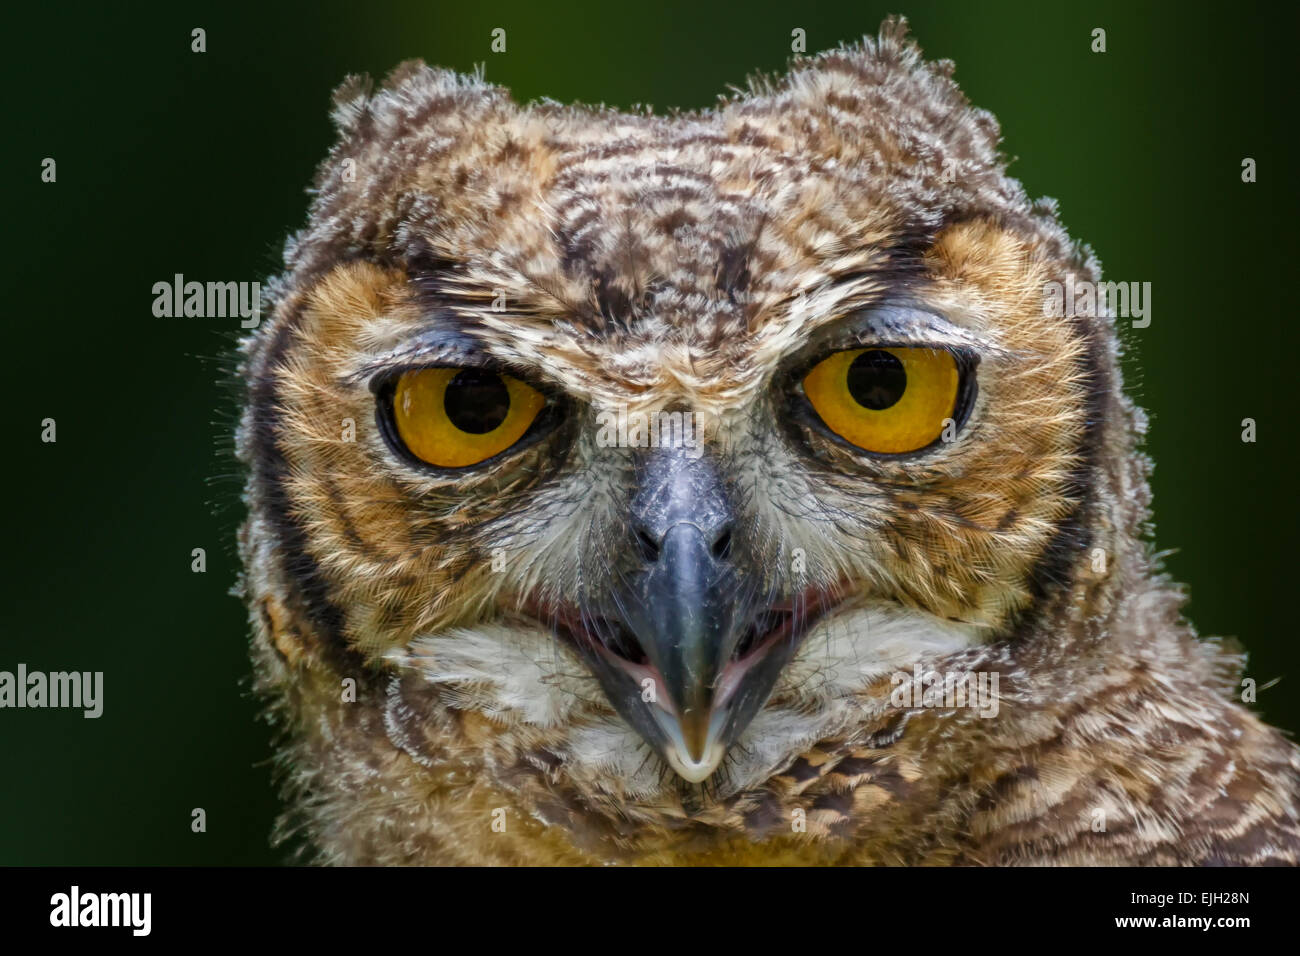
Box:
[239,19,1148,852]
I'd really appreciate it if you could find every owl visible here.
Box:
[236,19,1300,865]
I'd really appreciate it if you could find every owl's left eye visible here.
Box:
[383,367,548,468]
[799,346,964,454]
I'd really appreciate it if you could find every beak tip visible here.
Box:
[663,742,727,783]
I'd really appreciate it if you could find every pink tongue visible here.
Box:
[600,650,677,718]
[715,622,790,708]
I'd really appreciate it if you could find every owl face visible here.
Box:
[241,25,1121,817]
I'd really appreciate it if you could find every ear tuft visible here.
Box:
[330,73,375,134]
[380,58,435,93]
[877,14,912,48]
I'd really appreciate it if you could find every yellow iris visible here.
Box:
[392,367,546,468]
[802,347,959,454]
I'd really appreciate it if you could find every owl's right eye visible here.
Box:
[383,367,548,469]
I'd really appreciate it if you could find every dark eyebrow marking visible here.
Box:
[404,244,459,282]
[404,245,491,317]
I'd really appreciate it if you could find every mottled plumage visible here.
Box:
[237,20,1300,865]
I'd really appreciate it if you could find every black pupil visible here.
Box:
[846,349,907,410]
[443,370,510,433]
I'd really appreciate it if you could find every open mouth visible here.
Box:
[521,584,844,780]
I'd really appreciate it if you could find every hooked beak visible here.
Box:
[540,440,837,784]
[623,519,737,780]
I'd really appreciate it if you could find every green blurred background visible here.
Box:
[3,0,1295,864]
